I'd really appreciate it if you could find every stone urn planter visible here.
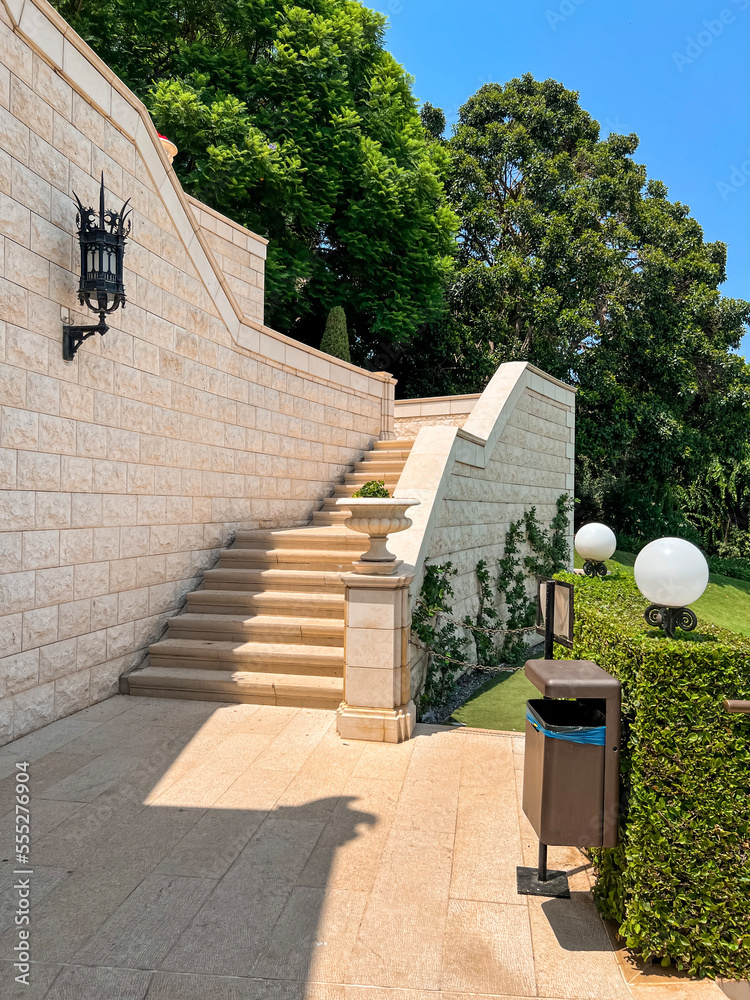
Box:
[335,498,419,574]
[158,134,178,164]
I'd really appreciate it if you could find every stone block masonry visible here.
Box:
[390,363,576,701]
[338,568,415,743]
[0,0,395,744]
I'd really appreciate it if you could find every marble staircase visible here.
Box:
[123,439,415,707]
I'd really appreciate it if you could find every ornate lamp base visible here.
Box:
[644,605,698,639]
[583,560,608,578]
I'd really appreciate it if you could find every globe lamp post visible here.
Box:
[634,537,709,638]
[575,523,617,578]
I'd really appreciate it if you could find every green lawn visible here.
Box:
[451,668,540,732]
[451,550,750,733]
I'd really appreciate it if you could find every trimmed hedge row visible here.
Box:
[556,570,750,978]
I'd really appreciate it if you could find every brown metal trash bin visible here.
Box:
[523,659,621,849]
[523,699,606,847]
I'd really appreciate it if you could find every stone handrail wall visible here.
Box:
[185,196,268,327]
[0,0,394,742]
[390,362,576,700]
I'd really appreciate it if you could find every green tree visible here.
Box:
[394,76,750,542]
[319,305,350,362]
[676,458,750,556]
[420,101,446,142]
[54,0,457,355]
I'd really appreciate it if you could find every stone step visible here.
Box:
[186,588,344,618]
[217,547,361,571]
[203,567,346,592]
[149,638,343,676]
[167,613,344,646]
[372,439,415,451]
[130,434,413,709]
[344,471,403,484]
[354,459,407,473]
[233,527,362,551]
[312,510,351,526]
[125,665,343,709]
[366,452,411,463]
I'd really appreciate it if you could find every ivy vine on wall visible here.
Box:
[413,494,574,713]
[412,562,470,709]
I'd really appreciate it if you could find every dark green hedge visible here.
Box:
[556,570,750,978]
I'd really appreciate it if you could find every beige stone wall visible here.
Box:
[429,385,575,637]
[0,0,394,744]
[395,412,469,437]
[391,364,575,699]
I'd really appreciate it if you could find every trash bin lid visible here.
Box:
[525,659,620,699]
[527,699,606,746]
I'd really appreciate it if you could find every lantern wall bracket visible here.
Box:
[63,312,109,361]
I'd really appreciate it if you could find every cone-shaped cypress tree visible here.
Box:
[319,306,350,363]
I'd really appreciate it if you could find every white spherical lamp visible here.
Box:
[634,537,708,637]
[575,523,616,577]
[634,537,708,607]
[575,523,617,561]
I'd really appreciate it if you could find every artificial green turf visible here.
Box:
[450,666,540,732]
[453,548,750,733]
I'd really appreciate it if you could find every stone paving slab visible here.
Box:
[0,696,728,1000]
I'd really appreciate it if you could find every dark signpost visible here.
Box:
[536,577,574,659]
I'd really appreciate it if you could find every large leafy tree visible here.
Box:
[56,0,456,353]
[395,76,750,539]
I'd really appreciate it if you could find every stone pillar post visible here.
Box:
[374,372,396,441]
[337,567,416,743]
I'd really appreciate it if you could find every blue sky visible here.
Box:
[368,0,750,360]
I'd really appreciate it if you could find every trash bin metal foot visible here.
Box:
[538,841,548,882]
[516,865,570,898]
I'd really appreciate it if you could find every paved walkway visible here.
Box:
[0,697,725,999]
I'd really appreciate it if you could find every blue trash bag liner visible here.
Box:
[526,699,606,746]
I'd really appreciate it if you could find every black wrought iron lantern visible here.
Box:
[63,174,131,360]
